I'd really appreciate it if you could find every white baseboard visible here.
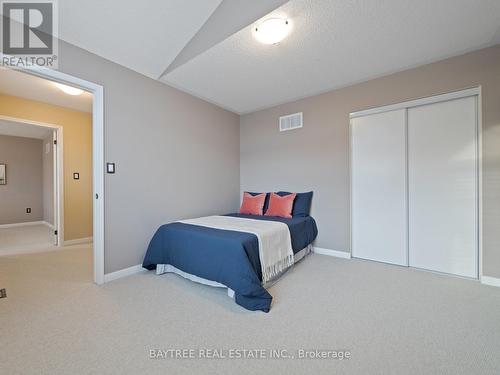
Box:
[42,221,55,230]
[63,237,93,246]
[0,220,45,229]
[481,276,500,288]
[104,264,145,283]
[314,247,352,259]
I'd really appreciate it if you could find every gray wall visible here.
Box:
[57,41,240,274]
[42,135,54,226]
[240,44,500,279]
[0,135,43,224]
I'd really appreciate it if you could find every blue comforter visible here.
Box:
[142,214,318,312]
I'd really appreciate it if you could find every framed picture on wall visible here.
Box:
[0,164,6,185]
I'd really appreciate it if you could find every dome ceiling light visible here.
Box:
[55,82,84,96]
[254,18,291,45]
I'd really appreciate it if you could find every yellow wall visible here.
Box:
[0,94,92,241]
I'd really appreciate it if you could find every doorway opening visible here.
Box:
[0,67,104,284]
[0,117,63,251]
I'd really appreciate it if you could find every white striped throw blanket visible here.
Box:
[179,215,294,283]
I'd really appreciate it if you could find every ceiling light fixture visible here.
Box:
[254,18,291,45]
[55,82,84,96]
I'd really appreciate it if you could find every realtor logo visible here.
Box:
[1,0,58,68]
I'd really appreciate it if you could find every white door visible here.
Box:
[408,97,478,278]
[351,109,408,266]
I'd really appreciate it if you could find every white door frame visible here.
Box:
[52,129,59,245]
[0,115,63,246]
[2,66,105,285]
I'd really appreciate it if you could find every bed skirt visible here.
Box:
[155,244,313,299]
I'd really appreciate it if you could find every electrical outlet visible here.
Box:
[26,208,31,214]
[0,288,6,299]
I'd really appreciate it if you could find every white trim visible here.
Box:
[0,221,54,230]
[104,264,145,283]
[477,88,483,280]
[63,237,93,246]
[52,128,61,246]
[473,94,480,279]
[480,276,500,288]
[7,66,106,285]
[0,115,63,246]
[348,119,353,258]
[313,247,351,259]
[350,87,481,118]
[91,80,105,285]
[0,221,46,228]
[404,108,410,266]
[0,115,60,129]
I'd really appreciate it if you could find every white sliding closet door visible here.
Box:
[408,97,478,278]
[351,109,408,266]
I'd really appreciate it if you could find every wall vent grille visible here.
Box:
[279,112,303,132]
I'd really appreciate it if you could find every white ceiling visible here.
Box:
[161,0,289,76]
[11,0,500,114]
[0,68,93,112]
[59,0,223,79]
[163,0,500,113]
[0,119,53,140]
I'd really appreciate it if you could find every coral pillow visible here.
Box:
[265,192,297,218]
[248,192,270,214]
[239,192,266,215]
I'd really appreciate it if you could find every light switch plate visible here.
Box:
[106,163,115,174]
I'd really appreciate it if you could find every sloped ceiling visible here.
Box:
[17,0,500,113]
[58,0,287,80]
[59,0,223,79]
[162,0,500,113]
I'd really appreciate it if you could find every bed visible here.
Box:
[142,213,318,312]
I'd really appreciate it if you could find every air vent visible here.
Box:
[279,112,303,132]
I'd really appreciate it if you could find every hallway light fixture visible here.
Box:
[254,18,291,45]
[55,82,84,96]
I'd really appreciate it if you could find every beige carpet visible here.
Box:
[1,245,500,375]
[0,224,55,256]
